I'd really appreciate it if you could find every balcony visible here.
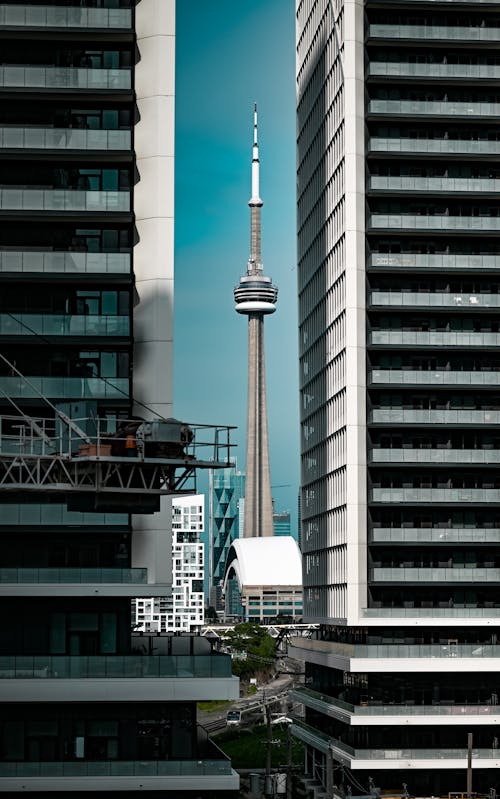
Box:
[368,253,500,270]
[371,527,500,544]
[0,5,132,29]
[291,719,500,770]
[0,502,127,527]
[0,758,239,793]
[368,99,500,118]
[0,567,170,598]
[370,567,500,583]
[370,330,500,347]
[291,687,500,722]
[368,62,500,80]
[362,607,500,618]
[369,369,500,386]
[0,66,131,91]
[0,376,129,400]
[0,251,130,275]
[370,448,500,465]
[370,408,500,425]
[0,127,131,151]
[368,214,500,233]
[0,567,146,583]
[0,189,130,213]
[368,137,500,156]
[368,24,500,42]
[368,175,500,194]
[370,487,500,503]
[369,291,500,310]
[0,314,130,337]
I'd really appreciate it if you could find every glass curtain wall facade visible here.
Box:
[293,0,500,795]
[0,3,238,796]
[209,466,245,611]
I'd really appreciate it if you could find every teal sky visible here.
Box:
[174,1,299,528]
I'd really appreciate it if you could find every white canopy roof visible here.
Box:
[223,536,302,591]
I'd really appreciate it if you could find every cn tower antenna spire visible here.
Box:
[234,105,278,539]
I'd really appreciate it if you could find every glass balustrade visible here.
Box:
[0,251,130,274]
[371,527,500,543]
[369,24,500,41]
[369,215,500,232]
[369,137,500,156]
[370,370,500,386]
[0,6,132,28]
[0,189,129,212]
[370,291,500,309]
[369,62,500,79]
[325,642,500,658]
[0,66,131,90]
[0,503,127,526]
[0,568,147,584]
[368,100,500,117]
[370,448,500,464]
[0,760,233,777]
[370,330,500,346]
[293,687,500,716]
[370,409,500,425]
[0,314,129,337]
[368,253,500,269]
[0,654,233,679]
[370,567,500,582]
[369,176,500,193]
[362,607,500,617]
[0,376,129,399]
[371,487,500,502]
[0,128,130,151]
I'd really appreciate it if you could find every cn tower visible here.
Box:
[234,105,278,538]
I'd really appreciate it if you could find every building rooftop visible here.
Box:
[224,536,302,588]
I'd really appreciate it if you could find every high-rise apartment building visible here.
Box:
[134,495,205,633]
[0,3,238,795]
[273,510,292,537]
[209,465,245,608]
[291,1,500,795]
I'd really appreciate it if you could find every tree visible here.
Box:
[223,623,276,680]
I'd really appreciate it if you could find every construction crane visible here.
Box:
[0,356,235,513]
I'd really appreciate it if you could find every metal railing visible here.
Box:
[368,252,500,269]
[370,370,500,386]
[369,62,500,79]
[370,567,500,582]
[368,99,500,117]
[369,175,500,193]
[369,448,500,464]
[368,137,500,156]
[370,527,500,543]
[369,214,500,232]
[370,487,500,503]
[369,23,500,41]
[362,607,500,617]
[370,330,500,347]
[369,291,500,308]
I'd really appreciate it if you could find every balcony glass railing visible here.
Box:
[369,23,500,41]
[362,607,500,617]
[369,214,500,232]
[370,408,500,425]
[369,137,500,156]
[368,253,500,269]
[368,99,500,117]
[0,127,130,151]
[369,62,500,79]
[0,654,233,679]
[369,175,500,193]
[293,687,500,717]
[0,251,130,274]
[0,5,132,29]
[370,291,500,309]
[0,376,129,400]
[0,314,129,337]
[313,641,500,658]
[370,370,500,386]
[370,330,500,347]
[370,448,500,464]
[370,567,500,582]
[371,487,500,502]
[0,189,129,212]
[0,568,147,584]
[0,760,233,777]
[0,503,127,526]
[0,66,131,90]
[371,527,500,543]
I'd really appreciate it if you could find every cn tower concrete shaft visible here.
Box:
[234,105,278,538]
[245,314,274,537]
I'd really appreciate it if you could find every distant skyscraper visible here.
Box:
[234,106,278,538]
[209,466,245,608]
[273,510,292,537]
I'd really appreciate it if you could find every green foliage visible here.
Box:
[197,700,231,713]
[216,724,304,770]
[223,623,276,681]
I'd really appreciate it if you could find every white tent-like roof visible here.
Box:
[223,536,302,592]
